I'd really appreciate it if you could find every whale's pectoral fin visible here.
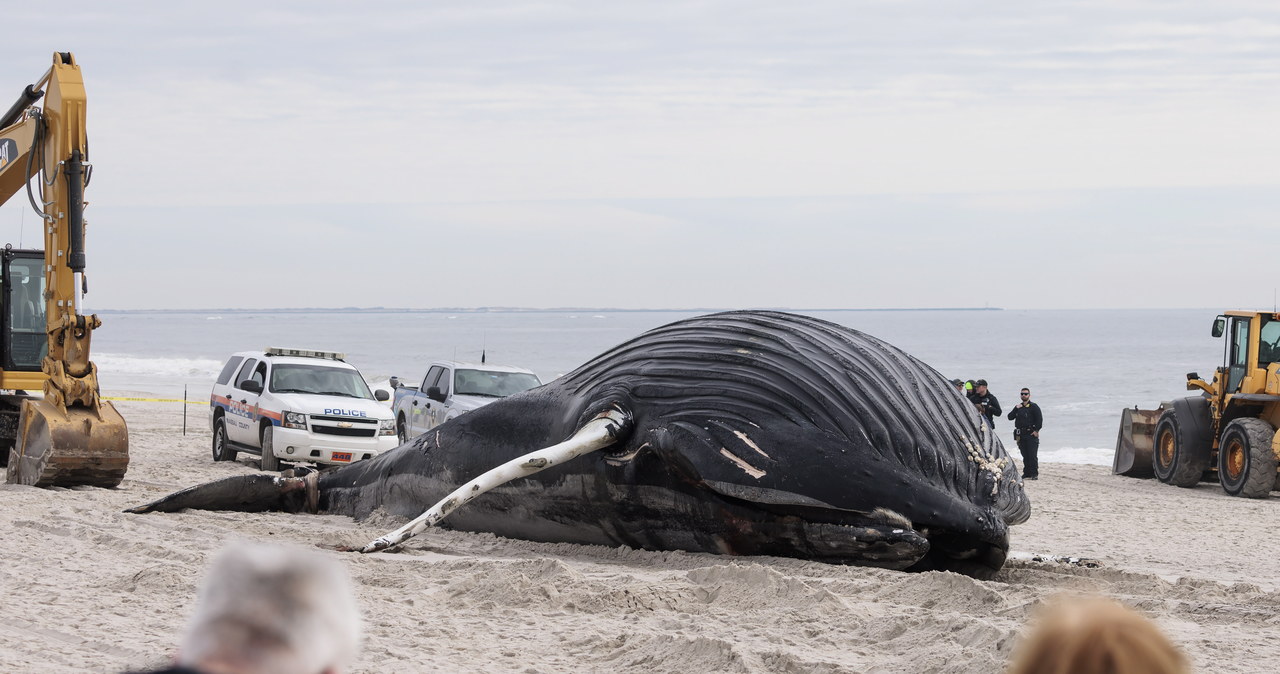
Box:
[354,406,633,554]
[125,469,319,515]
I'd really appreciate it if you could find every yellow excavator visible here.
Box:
[0,52,128,487]
[1114,311,1280,497]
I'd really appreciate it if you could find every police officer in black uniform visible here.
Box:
[968,379,1001,429]
[1007,387,1043,480]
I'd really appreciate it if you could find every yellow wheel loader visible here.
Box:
[0,52,128,487]
[1114,311,1280,498]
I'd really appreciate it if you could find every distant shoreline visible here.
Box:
[96,306,1005,315]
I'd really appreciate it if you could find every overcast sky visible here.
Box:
[1,1,1277,310]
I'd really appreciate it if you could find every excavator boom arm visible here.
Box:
[0,54,92,380]
[1,52,128,488]
[0,116,40,203]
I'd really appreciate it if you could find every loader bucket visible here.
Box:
[5,397,129,487]
[1113,407,1161,478]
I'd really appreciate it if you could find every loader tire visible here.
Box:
[212,417,236,462]
[1217,418,1277,498]
[1152,403,1211,487]
[260,425,280,472]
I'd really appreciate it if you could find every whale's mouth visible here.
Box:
[770,519,932,569]
[715,514,1008,578]
[905,530,1010,579]
[697,480,1009,578]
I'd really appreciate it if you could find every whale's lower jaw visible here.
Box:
[904,530,1010,579]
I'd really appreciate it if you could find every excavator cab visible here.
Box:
[2,249,48,371]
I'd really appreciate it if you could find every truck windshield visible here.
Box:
[454,369,542,397]
[270,363,374,399]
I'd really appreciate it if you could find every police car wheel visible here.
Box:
[397,416,409,445]
[212,417,235,462]
[260,426,280,472]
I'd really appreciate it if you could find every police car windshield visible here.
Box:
[269,363,374,399]
[454,369,541,398]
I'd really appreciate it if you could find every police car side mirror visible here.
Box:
[427,386,446,403]
[375,389,390,402]
[241,380,263,394]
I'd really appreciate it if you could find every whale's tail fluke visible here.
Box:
[125,469,319,515]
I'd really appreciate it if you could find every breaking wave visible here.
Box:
[1042,446,1112,466]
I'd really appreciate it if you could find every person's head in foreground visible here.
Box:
[1006,595,1188,674]
[178,541,361,674]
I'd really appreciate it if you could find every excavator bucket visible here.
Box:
[5,397,129,487]
[1113,407,1161,478]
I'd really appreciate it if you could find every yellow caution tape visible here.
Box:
[104,396,207,405]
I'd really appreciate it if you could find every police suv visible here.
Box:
[209,347,398,471]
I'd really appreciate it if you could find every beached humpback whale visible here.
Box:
[129,311,1030,578]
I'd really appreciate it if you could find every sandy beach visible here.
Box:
[3,396,1279,673]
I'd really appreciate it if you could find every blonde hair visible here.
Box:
[1006,595,1189,674]
[179,541,361,674]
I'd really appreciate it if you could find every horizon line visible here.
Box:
[94,306,1007,314]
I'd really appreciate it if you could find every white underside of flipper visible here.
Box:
[357,407,630,553]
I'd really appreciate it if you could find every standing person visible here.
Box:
[951,379,966,395]
[1008,387,1043,480]
[128,541,362,674]
[969,379,1001,429]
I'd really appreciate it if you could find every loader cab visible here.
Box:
[1257,316,1280,367]
[1222,315,1251,394]
[1216,312,1280,396]
[0,248,46,372]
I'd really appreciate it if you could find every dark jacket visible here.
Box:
[968,390,1001,425]
[1007,401,1043,432]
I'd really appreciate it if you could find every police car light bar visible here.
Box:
[265,347,346,361]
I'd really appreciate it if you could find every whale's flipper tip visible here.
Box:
[316,543,358,552]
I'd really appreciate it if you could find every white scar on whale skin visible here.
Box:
[719,448,766,479]
[357,407,631,554]
[733,431,769,459]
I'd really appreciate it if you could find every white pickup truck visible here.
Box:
[391,360,542,444]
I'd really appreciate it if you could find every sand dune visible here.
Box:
[2,398,1278,673]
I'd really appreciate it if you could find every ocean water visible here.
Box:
[90,308,1226,467]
